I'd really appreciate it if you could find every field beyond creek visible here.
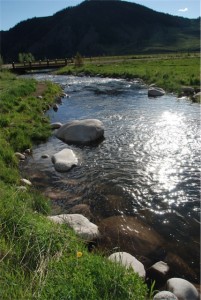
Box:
[0,53,200,299]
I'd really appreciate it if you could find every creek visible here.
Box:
[21,74,200,282]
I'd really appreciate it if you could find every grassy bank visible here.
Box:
[57,53,200,99]
[0,70,148,299]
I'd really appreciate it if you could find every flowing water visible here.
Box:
[22,74,200,281]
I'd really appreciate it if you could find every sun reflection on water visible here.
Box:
[145,111,190,195]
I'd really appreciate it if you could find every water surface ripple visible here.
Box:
[22,74,200,280]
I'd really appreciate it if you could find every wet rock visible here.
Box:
[164,252,198,283]
[53,104,59,111]
[181,86,195,96]
[52,148,78,172]
[20,178,32,186]
[55,119,104,145]
[41,154,49,159]
[98,215,164,261]
[166,278,199,300]
[48,214,100,241]
[153,291,178,300]
[51,122,62,129]
[68,204,92,220]
[148,87,165,97]
[61,92,69,98]
[15,152,25,160]
[56,96,62,104]
[147,261,170,287]
[24,148,31,155]
[108,251,146,278]
[193,92,201,102]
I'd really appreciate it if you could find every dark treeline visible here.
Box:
[1,0,200,62]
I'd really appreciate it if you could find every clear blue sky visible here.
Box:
[0,0,200,31]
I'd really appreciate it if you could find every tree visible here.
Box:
[74,52,84,67]
[18,52,35,63]
[0,54,3,67]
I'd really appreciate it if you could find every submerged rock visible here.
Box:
[52,148,78,172]
[68,204,92,220]
[108,251,146,278]
[98,215,164,260]
[48,213,99,241]
[55,119,104,145]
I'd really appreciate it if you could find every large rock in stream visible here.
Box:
[148,86,165,97]
[55,119,104,145]
[98,215,164,265]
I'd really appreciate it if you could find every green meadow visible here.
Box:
[57,53,200,99]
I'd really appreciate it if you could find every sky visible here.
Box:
[0,0,200,31]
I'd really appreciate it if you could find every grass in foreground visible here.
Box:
[0,70,148,299]
[57,53,200,97]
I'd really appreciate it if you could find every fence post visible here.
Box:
[47,59,49,67]
[29,61,32,69]
[65,58,68,65]
[12,62,15,69]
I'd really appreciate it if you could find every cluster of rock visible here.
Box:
[50,118,104,172]
[15,117,104,189]
[15,149,32,190]
[180,86,201,100]
[48,212,199,299]
[148,84,200,102]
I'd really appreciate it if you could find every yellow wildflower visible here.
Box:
[76,251,83,258]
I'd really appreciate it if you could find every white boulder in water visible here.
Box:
[55,119,104,145]
[52,148,78,172]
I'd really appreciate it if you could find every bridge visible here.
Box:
[11,58,72,73]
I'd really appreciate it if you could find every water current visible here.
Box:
[22,74,200,282]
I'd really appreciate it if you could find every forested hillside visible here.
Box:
[1,0,200,61]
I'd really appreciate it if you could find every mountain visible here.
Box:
[1,0,200,62]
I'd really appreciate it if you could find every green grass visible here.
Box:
[0,70,148,299]
[57,53,200,97]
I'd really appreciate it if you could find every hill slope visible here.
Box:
[1,0,200,61]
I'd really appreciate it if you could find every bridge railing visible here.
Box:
[12,58,73,70]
